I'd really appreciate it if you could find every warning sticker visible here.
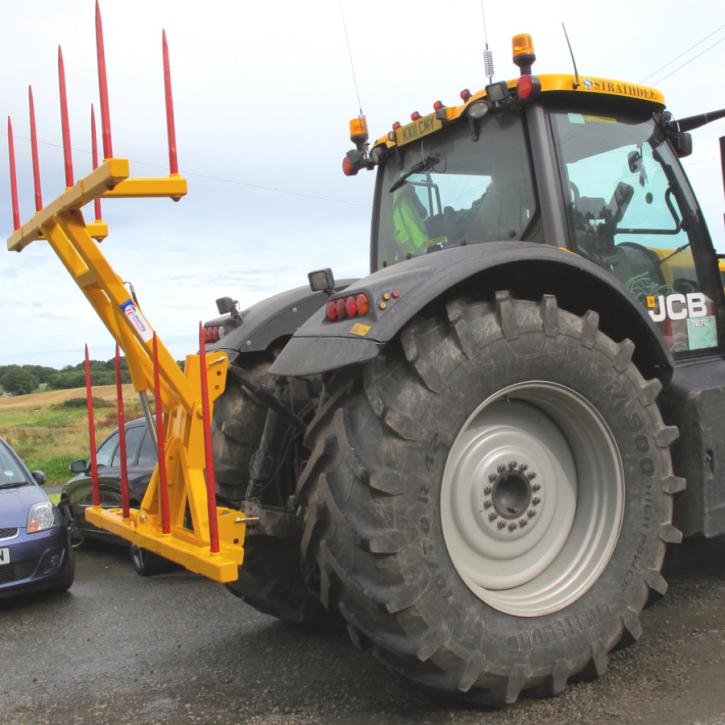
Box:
[350,323,372,337]
[120,299,153,343]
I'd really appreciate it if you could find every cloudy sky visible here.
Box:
[0,0,723,367]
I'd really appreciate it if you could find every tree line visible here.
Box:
[0,359,132,396]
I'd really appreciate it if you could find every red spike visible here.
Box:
[198,322,220,553]
[115,344,130,519]
[153,333,171,534]
[162,30,179,175]
[95,1,113,159]
[90,104,102,222]
[84,344,100,507]
[28,87,43,212]
[57,46,74,187]
[7,117,20,231]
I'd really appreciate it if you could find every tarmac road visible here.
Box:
[3,537,725,725]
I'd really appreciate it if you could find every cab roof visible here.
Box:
[373,73,665,150]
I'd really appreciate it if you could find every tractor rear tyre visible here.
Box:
[298,293,684,705]
[213,359,325,624]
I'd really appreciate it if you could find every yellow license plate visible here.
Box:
[395,113,443,146]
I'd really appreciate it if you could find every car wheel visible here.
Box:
[49,548,75,594]
[60,499,88,550]
[130,544,173,577]
[299,293,684,705]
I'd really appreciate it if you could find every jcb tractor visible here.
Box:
[6,10,725,707]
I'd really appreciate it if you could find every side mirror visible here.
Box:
[31,470,47,486]
[673,132,693,158]
[69,459,88,474]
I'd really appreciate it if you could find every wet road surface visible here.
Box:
[3,537,725,724]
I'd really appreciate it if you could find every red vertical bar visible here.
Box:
[95,0,113,159]
[57,46,74,187]
[28,87,43,212]
[84,345,100,507]
[153,333,171,534]
[162,30,179,175]
[90,104,102,222]
[115,344,130,519]
[198,322,220,553]
[7,117,20,230]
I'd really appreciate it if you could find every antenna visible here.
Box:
[480,1,494,83]
[562,23,580,89]
[337,0,364,117]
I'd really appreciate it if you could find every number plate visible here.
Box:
[395,113,443,146]
[0,548,10,565]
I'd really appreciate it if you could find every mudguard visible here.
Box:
[270,242,673,376]
[207,280,356,357]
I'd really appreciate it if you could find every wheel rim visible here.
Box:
[440,381,624,617]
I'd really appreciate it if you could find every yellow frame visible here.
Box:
[7,160,247,583]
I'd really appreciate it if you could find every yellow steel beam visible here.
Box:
[102,176,187,199]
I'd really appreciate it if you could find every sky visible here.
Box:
[0,0,723,367]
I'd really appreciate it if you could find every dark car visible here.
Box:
[60,418,168,575]
[0,436,74,598]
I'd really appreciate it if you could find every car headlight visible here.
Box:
[27,501,55,533]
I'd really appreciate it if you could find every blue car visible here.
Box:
[0,436,74,598]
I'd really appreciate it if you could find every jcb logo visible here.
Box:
[647,292,708,322]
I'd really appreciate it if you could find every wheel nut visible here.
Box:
[488,512,497,522]
[527,509,536,518]
[532,496,541,505]
[519,463,528,472]
[489,473,497,482]
[497,464,506,473]
[483,500,492,509]
[519,519,528,527]
[497,521,506,529]
[527,471,537,480]
[508,522,518,531]
[508,460,517,469]
[484,486,492,495]
[532,483,541,492]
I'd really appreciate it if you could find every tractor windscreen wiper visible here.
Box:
[389,155,440,193]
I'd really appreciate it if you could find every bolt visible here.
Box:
[489,473,497,482]
[508,460,517,469]
[527,471,537,480]
[528,509,536,518]
[497,521,506,529]
[519,463,528,472]
[497,464,506,473]
[532,483,541,492]
[508,522,518,531]
[484,500,492,509]
[532,496,541,505]
[484,486,492,495]
[519,519,528,527]
[488,512,497,522]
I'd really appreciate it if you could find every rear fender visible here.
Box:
[270,243,673,377]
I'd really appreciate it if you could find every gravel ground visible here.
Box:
[3,537,725,724]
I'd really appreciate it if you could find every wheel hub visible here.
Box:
[484,462,541,532]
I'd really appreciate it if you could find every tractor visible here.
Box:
[203,34,725,705]
[7,10,725,706]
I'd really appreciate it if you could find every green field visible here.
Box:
[0,384,141,486]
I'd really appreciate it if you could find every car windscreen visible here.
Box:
[375,111,537,268]
[0,442,30,487]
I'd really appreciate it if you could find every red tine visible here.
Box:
[115,344,130,519]
[84,344,100,507]
[28,87,43,211]
[7,117,20,231]
[162,30,179,175]
[95,1,113,159]
[153,333,171,534]
[57,46,74,187]
[90,104,102,222]
[198,323,220,553]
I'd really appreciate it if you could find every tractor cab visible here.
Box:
[344,34,725,359]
